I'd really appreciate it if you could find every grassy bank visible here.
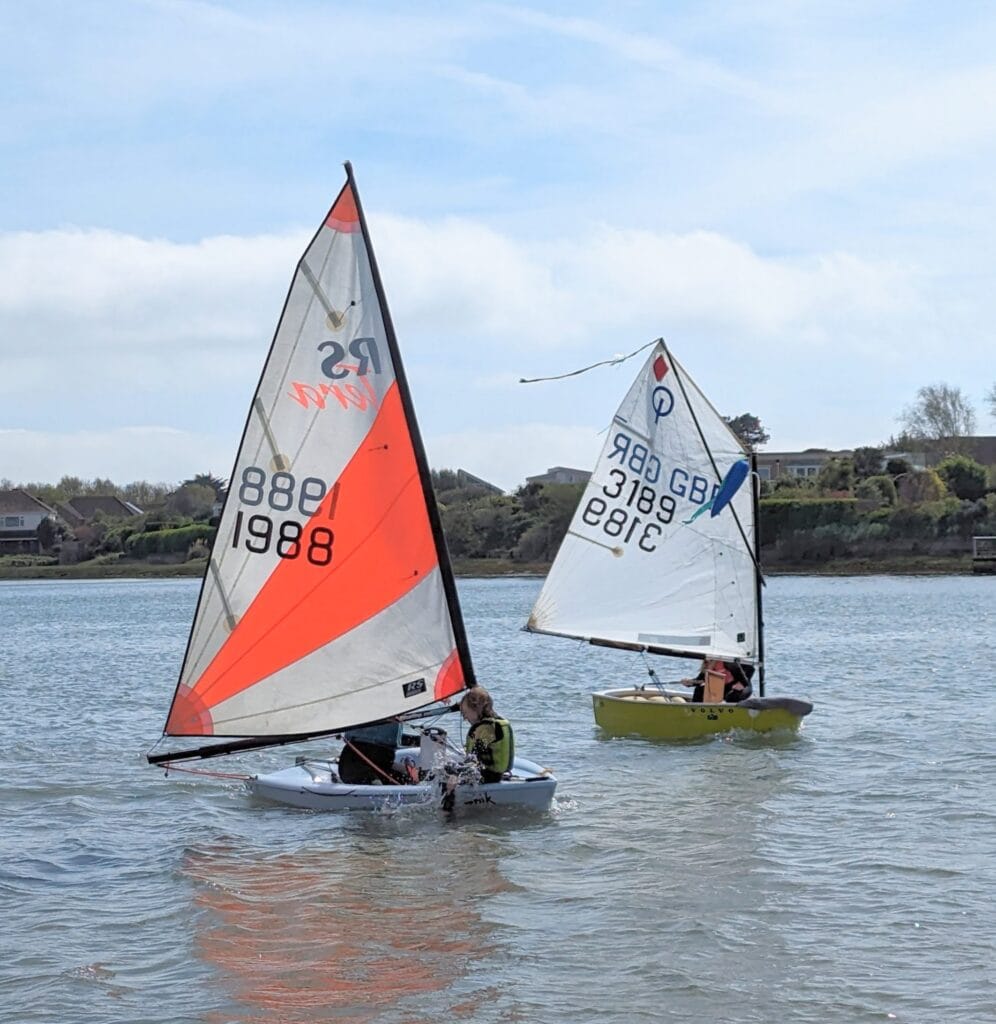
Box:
[0,553,980,582]
[0,559,209,581]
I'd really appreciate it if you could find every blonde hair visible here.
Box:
[460,686,495,720]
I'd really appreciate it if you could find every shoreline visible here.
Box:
[0,554,981,582]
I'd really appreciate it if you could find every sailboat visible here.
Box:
[147,165,556,812]
[525,339,812,740]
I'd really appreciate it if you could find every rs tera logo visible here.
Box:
[287,337,383,412]
[318,336,381,380]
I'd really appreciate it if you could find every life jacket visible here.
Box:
[704,659,734,686]
[465,717,514,778]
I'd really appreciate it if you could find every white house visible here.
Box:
[0,489,58,555]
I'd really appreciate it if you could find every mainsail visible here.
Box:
[158,166,473,748]
[527,341,760,663]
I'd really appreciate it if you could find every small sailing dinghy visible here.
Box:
[525,339,812,740]
[147,165,555,812]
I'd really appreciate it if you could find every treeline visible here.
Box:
[433,453,996,568]
[756,451,996,563]
[7,453,996,571]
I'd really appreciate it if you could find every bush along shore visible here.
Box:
[2,460,995,581]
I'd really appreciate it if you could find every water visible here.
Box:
[0,575,993,1023]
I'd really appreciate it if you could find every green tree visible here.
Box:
[817,457,854,493]
[935,454,988,500]
[56,475,86,499]
[184,473,227,501]
[724,413,770,452]
[898,383,976,451]
[166,483,216,519]
[885,457,911,477]
[986,382,996,421]
[36,516,63,551]
[852,446,883,479]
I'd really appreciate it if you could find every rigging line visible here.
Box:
[519,338,660,384]
[159,763,251,781]
[662,341,764,584]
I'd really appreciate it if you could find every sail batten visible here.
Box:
[528,341,760,668]
[156,170,472,748]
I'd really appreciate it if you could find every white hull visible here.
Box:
[248,753,556,813]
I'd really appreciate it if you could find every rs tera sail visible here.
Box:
[156,166,473,755]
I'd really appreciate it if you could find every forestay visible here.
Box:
[161,174,471,740]
[527,341,759,662]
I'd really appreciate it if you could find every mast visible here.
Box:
[344,162,477,690]
[751,452,766,696]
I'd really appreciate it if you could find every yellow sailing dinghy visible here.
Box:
[146,166,555,812]
[526,340,811,740]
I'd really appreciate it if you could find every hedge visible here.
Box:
[125,524,216,558]
[759,499,860,545]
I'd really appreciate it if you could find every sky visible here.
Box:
[2,0,995,492]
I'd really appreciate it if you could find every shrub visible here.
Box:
[854,474,897,506]
[935,454,988,501]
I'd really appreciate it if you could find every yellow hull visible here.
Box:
[592,689,810,740]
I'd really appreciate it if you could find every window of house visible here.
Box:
[3,515,24,528]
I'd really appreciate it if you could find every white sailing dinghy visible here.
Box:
[147,165,555,812]
[526,340,812,740]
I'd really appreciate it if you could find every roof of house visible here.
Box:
[58,495,142,521]
[0,489,57,515]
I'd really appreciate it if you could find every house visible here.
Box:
[754,449,852,482]
[754,448,928,481]
[56,495,143,527]
[526,466,591,486]
[924,436,996,467]
[0,489,58,555]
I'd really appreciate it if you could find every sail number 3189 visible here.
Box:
[232,467,337,566]
[581,469,676,553]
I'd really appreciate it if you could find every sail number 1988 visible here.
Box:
[231,467,338,566]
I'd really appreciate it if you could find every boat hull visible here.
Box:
[248,754,556,813]
[592,689,812,740]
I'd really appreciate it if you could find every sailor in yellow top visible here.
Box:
[460,686,514,783]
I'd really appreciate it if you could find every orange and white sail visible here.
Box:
[161,168,472,739]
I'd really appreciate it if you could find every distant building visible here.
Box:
[755,448,928,481]
[0,489,57,555]
[57,495,143,527]
[754,449,850,481]
[454,469,503,495]
[924,436,996,466]
[526,466,591,487]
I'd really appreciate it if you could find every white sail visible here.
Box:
[527,341,759,663]
[161,173,470,739]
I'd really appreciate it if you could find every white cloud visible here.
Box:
[0,427,235,487]
[0,213,984,488]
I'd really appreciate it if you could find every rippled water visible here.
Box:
[1,575,993,1023]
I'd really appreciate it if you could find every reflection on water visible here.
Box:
[183,828,511,1023]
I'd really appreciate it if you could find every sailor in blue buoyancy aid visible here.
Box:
[460,686,514,783]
